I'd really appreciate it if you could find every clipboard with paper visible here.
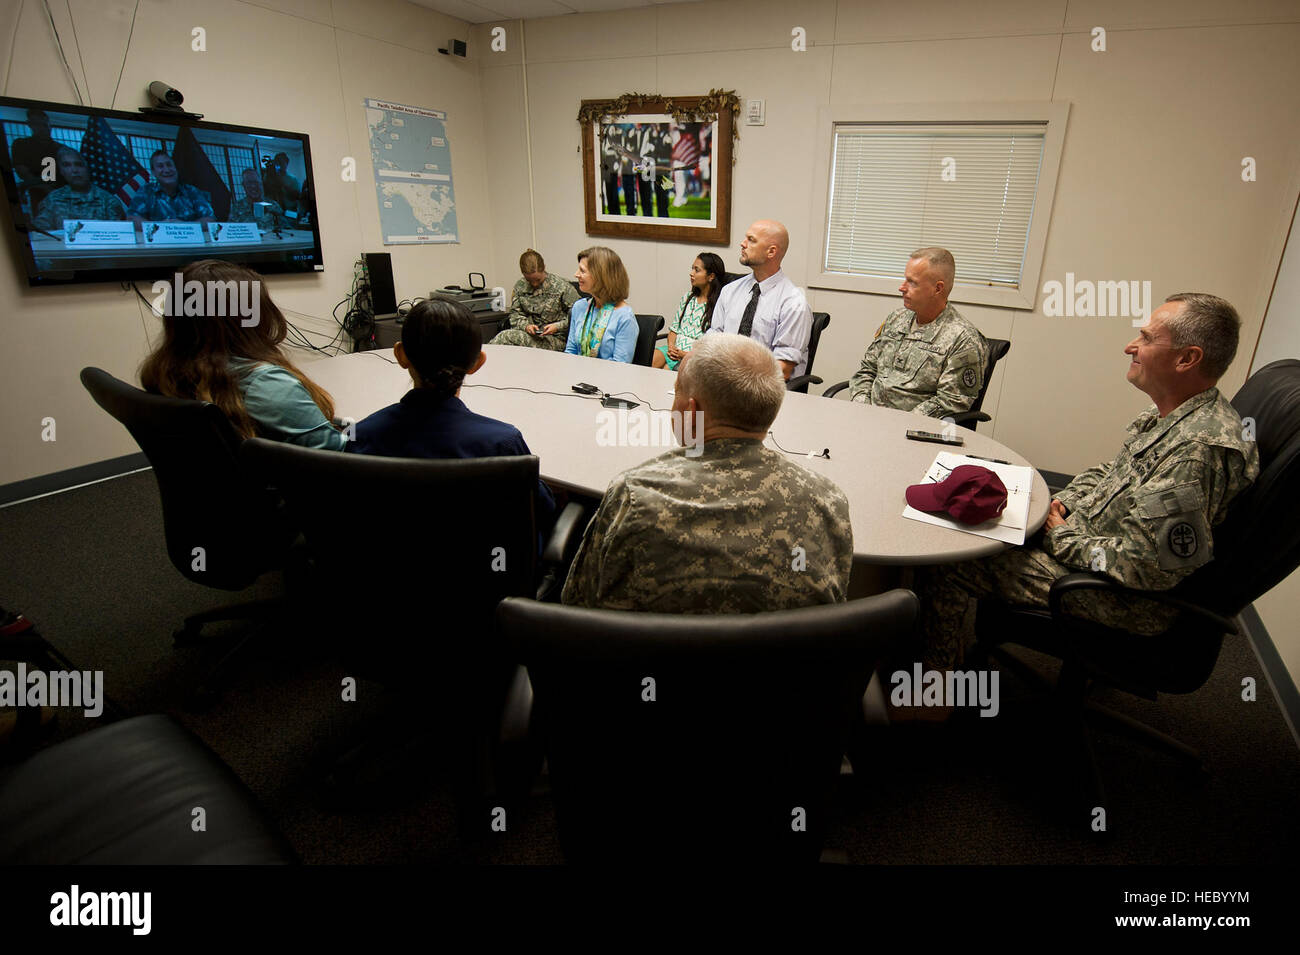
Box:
[902,451,1035,544]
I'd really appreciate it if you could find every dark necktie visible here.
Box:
[737,282,761,338]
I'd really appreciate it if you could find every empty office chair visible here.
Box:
[970,358,1300,816]
[80,367,298,696]
[823,338,1011,430]
[0,715,294,863]
[632,314,665,367]
[497,591,919,863]
[786,312,832,393]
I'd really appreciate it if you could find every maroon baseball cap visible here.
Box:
[906,465,1008,525]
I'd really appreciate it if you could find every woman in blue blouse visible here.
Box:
[564,246,637,363]
[139,259,347,450]
[653,251,725,370]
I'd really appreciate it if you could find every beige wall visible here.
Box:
[0,0,491,487]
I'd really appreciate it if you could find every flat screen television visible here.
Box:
[0,95,324,285]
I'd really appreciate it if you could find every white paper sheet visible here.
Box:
[901,451,1036,545]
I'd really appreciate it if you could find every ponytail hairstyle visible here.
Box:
[696,251,726,333]
[519,248,544,274]
[400,296,483,399]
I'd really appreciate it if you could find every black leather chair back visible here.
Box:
[497,590,919,863]
[788,312,832,394]
[633,314,665,366]
[80,367,293,591]
[240,440,539,686]
[967,338,1011,418]
[1175,359,1300,616]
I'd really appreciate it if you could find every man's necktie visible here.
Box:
[737,283,761,338]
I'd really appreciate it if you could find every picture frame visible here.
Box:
[579,94,734,245]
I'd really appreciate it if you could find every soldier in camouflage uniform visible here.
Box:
[563,334,854,612]
[490,249,581,351]
[849,248,988,418]
[228,168,287,231]
[915,293,1259,671]
[31,147,126,231]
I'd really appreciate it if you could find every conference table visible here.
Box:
[308,345,1050,579]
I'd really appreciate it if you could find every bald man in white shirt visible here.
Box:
[706,219,812,381]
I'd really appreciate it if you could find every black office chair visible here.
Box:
[496,591,919,863]
[823,338,1011,430]
[786,312,832,393]
[632,314,665,367]
[238,441,581,814]
[80,368,298,696]
[238,441,541,677]
[971,358,1300,815]
[0,715,294,863]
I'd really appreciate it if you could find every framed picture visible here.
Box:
[580,95,733,245]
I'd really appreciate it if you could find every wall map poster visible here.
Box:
[365,98,458,245]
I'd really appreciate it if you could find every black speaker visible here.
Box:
[363,252,398,317]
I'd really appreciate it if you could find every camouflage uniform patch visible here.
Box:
[490,273,581,351]
[917,387,1259,670]
[848,304,988,418]
[562,438,855,612]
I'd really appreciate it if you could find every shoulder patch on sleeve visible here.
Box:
[1156,513,1211,571]
[961,366,977,389]
[1136,482,1212,572]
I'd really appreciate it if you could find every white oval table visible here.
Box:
[309,345,1051,569]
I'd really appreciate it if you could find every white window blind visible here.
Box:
[825,124,1046,289]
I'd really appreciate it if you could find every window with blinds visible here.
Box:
[825,123,1047,290]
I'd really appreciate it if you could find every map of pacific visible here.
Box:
[365,99,458,243]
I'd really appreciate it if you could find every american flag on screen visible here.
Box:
[672,126,701,169]
[80,116,149,207]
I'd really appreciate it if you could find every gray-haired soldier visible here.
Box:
[562,334,854,612]
[916,292,1259,675]
[31,148,126,232]
[229,168,288,231]
[848,247,988,418]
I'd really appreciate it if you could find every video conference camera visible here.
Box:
[140,81,202,120]
[148,82,183,108]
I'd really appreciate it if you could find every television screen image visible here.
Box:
[0,95,324,285]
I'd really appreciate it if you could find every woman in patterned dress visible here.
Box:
[653,252,726,370]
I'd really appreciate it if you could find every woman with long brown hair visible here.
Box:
[139,259,346,449]
[563,246,637,362]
